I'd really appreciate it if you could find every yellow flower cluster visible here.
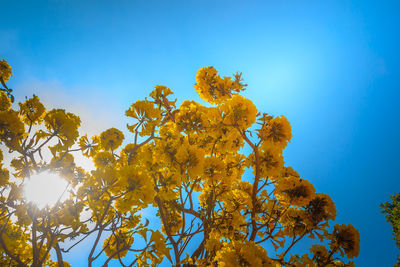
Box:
[0,91,11,111]
[246,142,284,178]
[0,223,34,265]
[279,207,308,237]
[160,207,183,235]
[0,106,25,150]
[149,85,174,101]
[0,150,9,186]
[44,109,81,149]
[78,134,99,157]
[99,127,124,151]
[221,94,257,129]
[94,151,115,168]
[114,166,155,211]
[175,139,205,178]
[305,193,337,225]
[0,59,12,82]
[18,95,46,124]
[195,66,245,104]
[103,228,134,259]
[214,241,278,267]
[331,224,360,259]
[275,176,316,207]
[175,100,208,133]
[259,115,292,148]
[126,99,161,136]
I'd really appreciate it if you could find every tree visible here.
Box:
[0,59,360,266]
[381,192,400,266]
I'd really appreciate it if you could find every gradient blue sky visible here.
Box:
[2,0,400,266]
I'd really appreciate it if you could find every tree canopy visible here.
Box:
[0,59,360,266]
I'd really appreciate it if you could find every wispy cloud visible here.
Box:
[14,78,125,135]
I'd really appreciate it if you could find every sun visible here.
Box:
[23,171,70,209]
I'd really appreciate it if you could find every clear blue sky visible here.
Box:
[2,0,400,266]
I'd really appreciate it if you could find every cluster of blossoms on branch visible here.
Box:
[0,60,359,266]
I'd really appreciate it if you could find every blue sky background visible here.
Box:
[2,0,400,266]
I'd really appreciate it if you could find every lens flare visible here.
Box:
[24,171,69,209]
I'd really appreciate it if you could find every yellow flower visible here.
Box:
[214,241,276,267]
[161,209,183,235]
[195,66,245,104]
[115,166,155,210]
[175,100,208,133]
[18,95,46,124]
[103,228,133,259]
[330,224,360,259]
[93,151,115,168]
[157,187,178,201]
[309,244,330,264]
[149,85,175,110]
[44,109,81,148]
[280,207,308,237]
[175,140,205,178]
[99,127,124,151]
[247,142,284,178]
[150,230,171,262]
[275,176,315,207]
[259,115,292,148]
[205,230,223,251]
[281,166,300,178]
[0,109,25,150]
[126,99,161,136]
[150,85,174,100]
[202,156,225,183]
[0,92,11,111]
[0,166,9,187]
[211,125,245,153]
[271,166,300,183]
[221,94,257,129]
[305,193,336,224]
[79,135,99,157]
[0,59,12,82]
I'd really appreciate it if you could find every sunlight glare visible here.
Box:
[24,171,69,209]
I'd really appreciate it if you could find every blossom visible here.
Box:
[275,176,315,207]
[246,142,284,178]
[0,59,12,82]
[0,110,25,150]
[330,224,360,259]
[259,115,292,148]
[221,94,257,129]
[214,241,276,267]
[126,99,161,136]
[18,95,46,124]
[280,207,308,236]
[78,135,99,157]
[44,109,81,148]
[99,127,124,151]
[0,166,9,186]
[103,228,133,259]
[114,166,155,210]
[309,244,330,265]
[175,100,208,133]
[0,92,11,111]
[305,193,337,224]
[195,66,245,104]
[94,151,115,168]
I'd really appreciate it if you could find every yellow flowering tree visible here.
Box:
[381,192,400,266]
[0,60,360,266]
